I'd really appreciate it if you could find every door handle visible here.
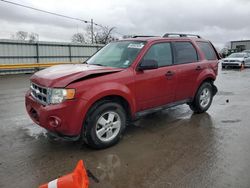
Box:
[195,66,202,71]
[165,71,175,77]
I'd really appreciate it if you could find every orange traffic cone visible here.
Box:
[240,63,244,71]
[39,160,89,188]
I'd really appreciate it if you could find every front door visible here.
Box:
[134,42,177,111]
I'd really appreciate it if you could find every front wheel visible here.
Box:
[82,102,126,149]
[189,82,213,113]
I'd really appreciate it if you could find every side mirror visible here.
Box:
[137,59,158,71]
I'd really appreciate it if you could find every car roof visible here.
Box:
[120,36,209,43]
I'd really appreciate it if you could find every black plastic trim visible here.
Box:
[135,99,191,119]
[47,131,80,141]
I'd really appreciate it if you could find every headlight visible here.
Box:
[49,88,75,104]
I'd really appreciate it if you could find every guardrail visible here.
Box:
[0,62,78,69]
[0,62,83,75]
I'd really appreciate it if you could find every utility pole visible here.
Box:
[91,18,94,44]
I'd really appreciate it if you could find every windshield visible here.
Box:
[87,41,145,68]
[228,53,246,58]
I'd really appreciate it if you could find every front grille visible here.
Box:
[223,63,240,67]
[30,82,49,105]
[223,60,238,62]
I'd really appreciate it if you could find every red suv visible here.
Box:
[25,33,219,149]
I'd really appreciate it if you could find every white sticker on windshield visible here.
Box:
[128,43,144,49]
[124,60,130,65]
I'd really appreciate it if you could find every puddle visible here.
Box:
[22,125,47,139]
[95,154,121,181]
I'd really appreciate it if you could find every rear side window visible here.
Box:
[197,42,217,60]
[143,43,173,67]
[173,42,198,64]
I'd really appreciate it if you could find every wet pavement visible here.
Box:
[1,68,250,188]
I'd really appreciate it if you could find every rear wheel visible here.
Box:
[82,102,126,149]
[189,82,213,113]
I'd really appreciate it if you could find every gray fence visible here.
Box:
[0,39,104,74]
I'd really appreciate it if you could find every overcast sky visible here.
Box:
[0,0,250,48]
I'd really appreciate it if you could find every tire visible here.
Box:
[189,82,213,113]
[82,101,126,149]
[222,65,225,69]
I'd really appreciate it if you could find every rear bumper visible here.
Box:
[25,91,87,136]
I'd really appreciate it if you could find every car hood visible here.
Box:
[223,57,244,61]
[30,64,123,87]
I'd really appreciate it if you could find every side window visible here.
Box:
[173,42,198,64]
[143,43,173,67]
[197,42,217,60]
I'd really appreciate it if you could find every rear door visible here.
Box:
[134,42,177,111]
[173,41,202,102]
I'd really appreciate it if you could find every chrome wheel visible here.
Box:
[199,88,211,108]
[96,111,121,142]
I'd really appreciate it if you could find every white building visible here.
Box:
[231,40,250,51]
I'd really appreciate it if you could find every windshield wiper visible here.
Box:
[90,63,106,66]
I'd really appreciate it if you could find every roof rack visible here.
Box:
[132,35,159,38]
[163,33,201,38]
